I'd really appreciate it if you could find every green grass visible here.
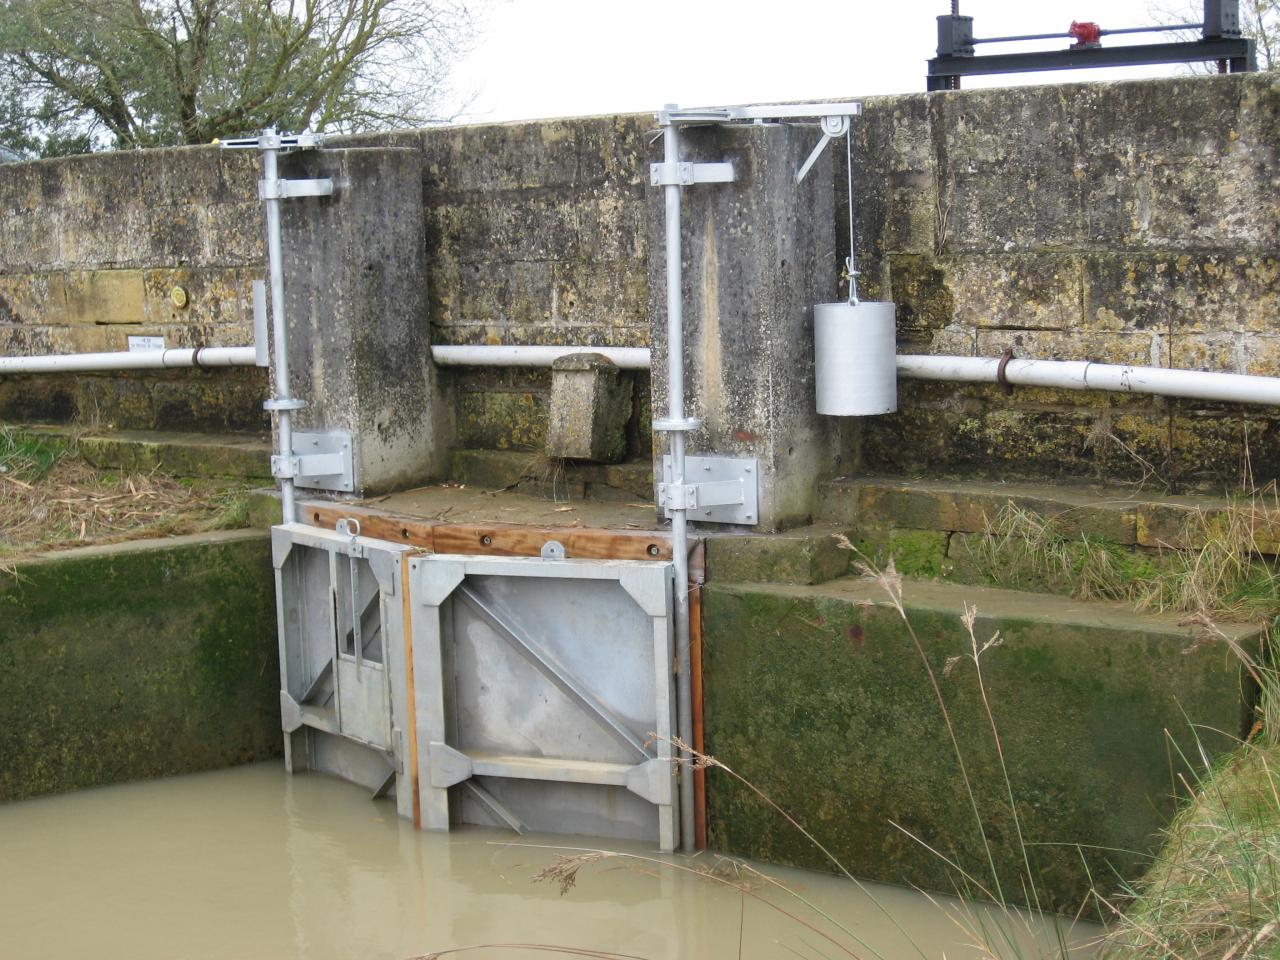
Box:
[970,499,1280,622]
[1100,739,1280,959]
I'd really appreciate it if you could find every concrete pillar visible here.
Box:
[279,147,450,496]
[648,124,844,531]
[546,352,631,462]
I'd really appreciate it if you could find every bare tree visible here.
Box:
[0,0,478,156]
[1149,0,1278,70]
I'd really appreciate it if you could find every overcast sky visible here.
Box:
[447,0,1192,123]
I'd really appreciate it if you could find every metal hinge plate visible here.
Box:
[659,455,758,525]
[273,430,355,492]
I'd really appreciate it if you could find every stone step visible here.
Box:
[702,574,1259,911]
[818,476,1280,602]
[19,425,272,480]
[703,524,856,585]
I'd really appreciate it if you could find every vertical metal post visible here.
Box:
[261,130,297,524]
[659,111,696,853]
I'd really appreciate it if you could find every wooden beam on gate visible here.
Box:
[299,499,672,562]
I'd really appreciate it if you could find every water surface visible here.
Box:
[0,763,1099,959]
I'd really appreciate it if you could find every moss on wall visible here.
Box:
[0,531,281,801]
[701,579,1253,911]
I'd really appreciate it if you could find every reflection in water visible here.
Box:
[0,763,1099,959]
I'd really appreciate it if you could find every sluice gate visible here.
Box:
[272,513,688,850]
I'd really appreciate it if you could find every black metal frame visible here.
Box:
[927,0,1256,91]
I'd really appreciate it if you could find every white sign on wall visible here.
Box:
[127,336,165,352]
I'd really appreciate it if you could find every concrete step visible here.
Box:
[703,523,856,585]
[20,425,272,480]
[820,475,1279,551]
[818,475,1280,602]
[702,573,1259,911]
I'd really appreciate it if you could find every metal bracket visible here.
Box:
[258,177,334,200]
[264,398,305,412]
[649,161,736,187]
[271,430,354,492]
[652,416,703,433]
[539,540,566,560]
[796,115,852,184]
[219,130,326,151]
[659,455,758,525]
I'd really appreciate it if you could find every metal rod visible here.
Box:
[897,354,1280,406]
[431,345,651,369]
[0,346,258,375]
[659,113,696,854]
[262,130,297,525]
[974,23,1201,44]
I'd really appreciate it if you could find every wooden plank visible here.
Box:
[302,501,438,551]
[688,539,707,851]
[431,523,671,561]
[298,500,670,561]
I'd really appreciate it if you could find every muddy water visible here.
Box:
[0,763,1099,960]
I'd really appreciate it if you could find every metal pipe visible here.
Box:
[897,354,1280,406]
[431,344,651,370]
[659,113,696,854]
[0,346,258,375]
[262,131,298,525]
[974,23,1201,44]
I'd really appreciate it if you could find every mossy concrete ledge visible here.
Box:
[701,577,1255,911]
[0,530,281,802]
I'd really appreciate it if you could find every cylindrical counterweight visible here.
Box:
[814,301,898,416]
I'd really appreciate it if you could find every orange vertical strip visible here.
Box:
[401,556,421,828]
[689,541,708,850]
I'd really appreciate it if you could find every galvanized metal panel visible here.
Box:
[410,553,679,850]
[272,523,412,813]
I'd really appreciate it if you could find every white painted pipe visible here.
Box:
[897,355,1280,407]
[431,344,651,370]
[0,346,259,375]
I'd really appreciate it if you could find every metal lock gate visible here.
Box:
[409,554,682,851]
[272,522,414,820]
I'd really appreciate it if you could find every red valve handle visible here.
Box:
[1069,20,1102,46]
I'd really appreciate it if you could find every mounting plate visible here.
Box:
[660,455,758,526]
[291,430,354,492]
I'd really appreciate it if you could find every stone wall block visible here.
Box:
[948,253,1083,330]
[546,352,631,462]
[848,93,938,277]
[931,86,1085,253]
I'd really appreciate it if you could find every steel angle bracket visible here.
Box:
[270,430,354,492]
[259,177,334,200]
[659,454,758,525]
[649,161,735,187]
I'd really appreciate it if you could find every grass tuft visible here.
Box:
[971,492,1280,623]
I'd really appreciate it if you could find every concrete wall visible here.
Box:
[0,74,1276,489]
[0,531,281,801]
[0,147,267,430]
[850,74,1280,487]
